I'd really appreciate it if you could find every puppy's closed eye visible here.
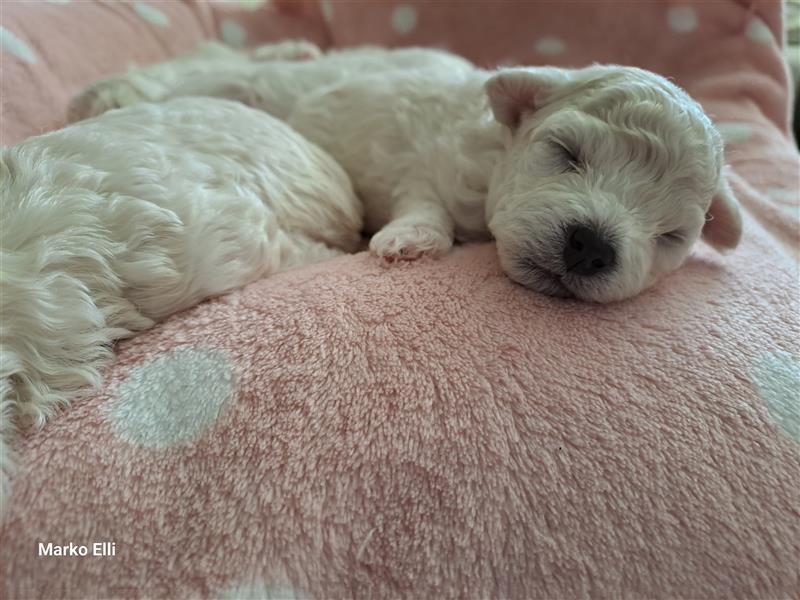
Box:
[548,139,582,173]
[656,230,687,245]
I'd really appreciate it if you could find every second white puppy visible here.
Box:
[0,97,362,508]
[71,43,743,304]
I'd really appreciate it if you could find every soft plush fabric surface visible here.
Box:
[4,246,800,599]
[2,1,799,599]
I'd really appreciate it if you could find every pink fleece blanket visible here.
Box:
[2,1,799,599]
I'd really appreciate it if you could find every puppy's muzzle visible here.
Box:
[563,224,617,277]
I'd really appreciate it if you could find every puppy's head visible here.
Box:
[485,65,741,303]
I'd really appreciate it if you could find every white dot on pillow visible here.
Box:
[535,37,566,55]
[667,6,698,33]
[780,204,800,218]
[134,2,170,28]
[0,27,37,64]
[108,347,235,448]
[716,121,752,144]
[766,187,799,203]
[320,0,334,24]
[497,58,518,68]
[765,187,800,218]
[218,580,298,600]
[745,17,772,43]
[392,4,418,35]
[751,351,800,442]
[221,19,247,48]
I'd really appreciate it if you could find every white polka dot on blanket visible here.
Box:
[497,58,519,68]
[218,580,299,600]
[780,204,800,218]
[134,2,170,28]
[535,37,566,55]
[716,121,752,144]
[221,19,247,48]
[766,187,799,203]
[751,351,800,442]
[108,347,235,448]
[1,27,37,64]
[746,17,773,43]
[667,6,698,33]
[392,4,418,35]
[765,186,800,218]
[320,0,334,24]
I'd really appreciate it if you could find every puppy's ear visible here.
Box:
[703,174,742,251]
[485,68,570,130]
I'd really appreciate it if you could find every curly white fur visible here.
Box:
[70,42,741,301]
[3,41,743,511]
[0,96,361,509]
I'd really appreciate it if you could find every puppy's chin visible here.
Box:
[508,267,632,303]
[511,261,574,299]
[498,249,649,304]
[562,276,627,304]
[497,250,573,299]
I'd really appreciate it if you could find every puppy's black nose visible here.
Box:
[563,225,616,277]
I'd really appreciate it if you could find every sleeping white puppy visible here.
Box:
[0,96,362,509]
[71,41,743,303]
[2,41,742,509]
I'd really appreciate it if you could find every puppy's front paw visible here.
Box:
[369,224,452,262]
[67,76,152,123]
[250,40,322,62]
